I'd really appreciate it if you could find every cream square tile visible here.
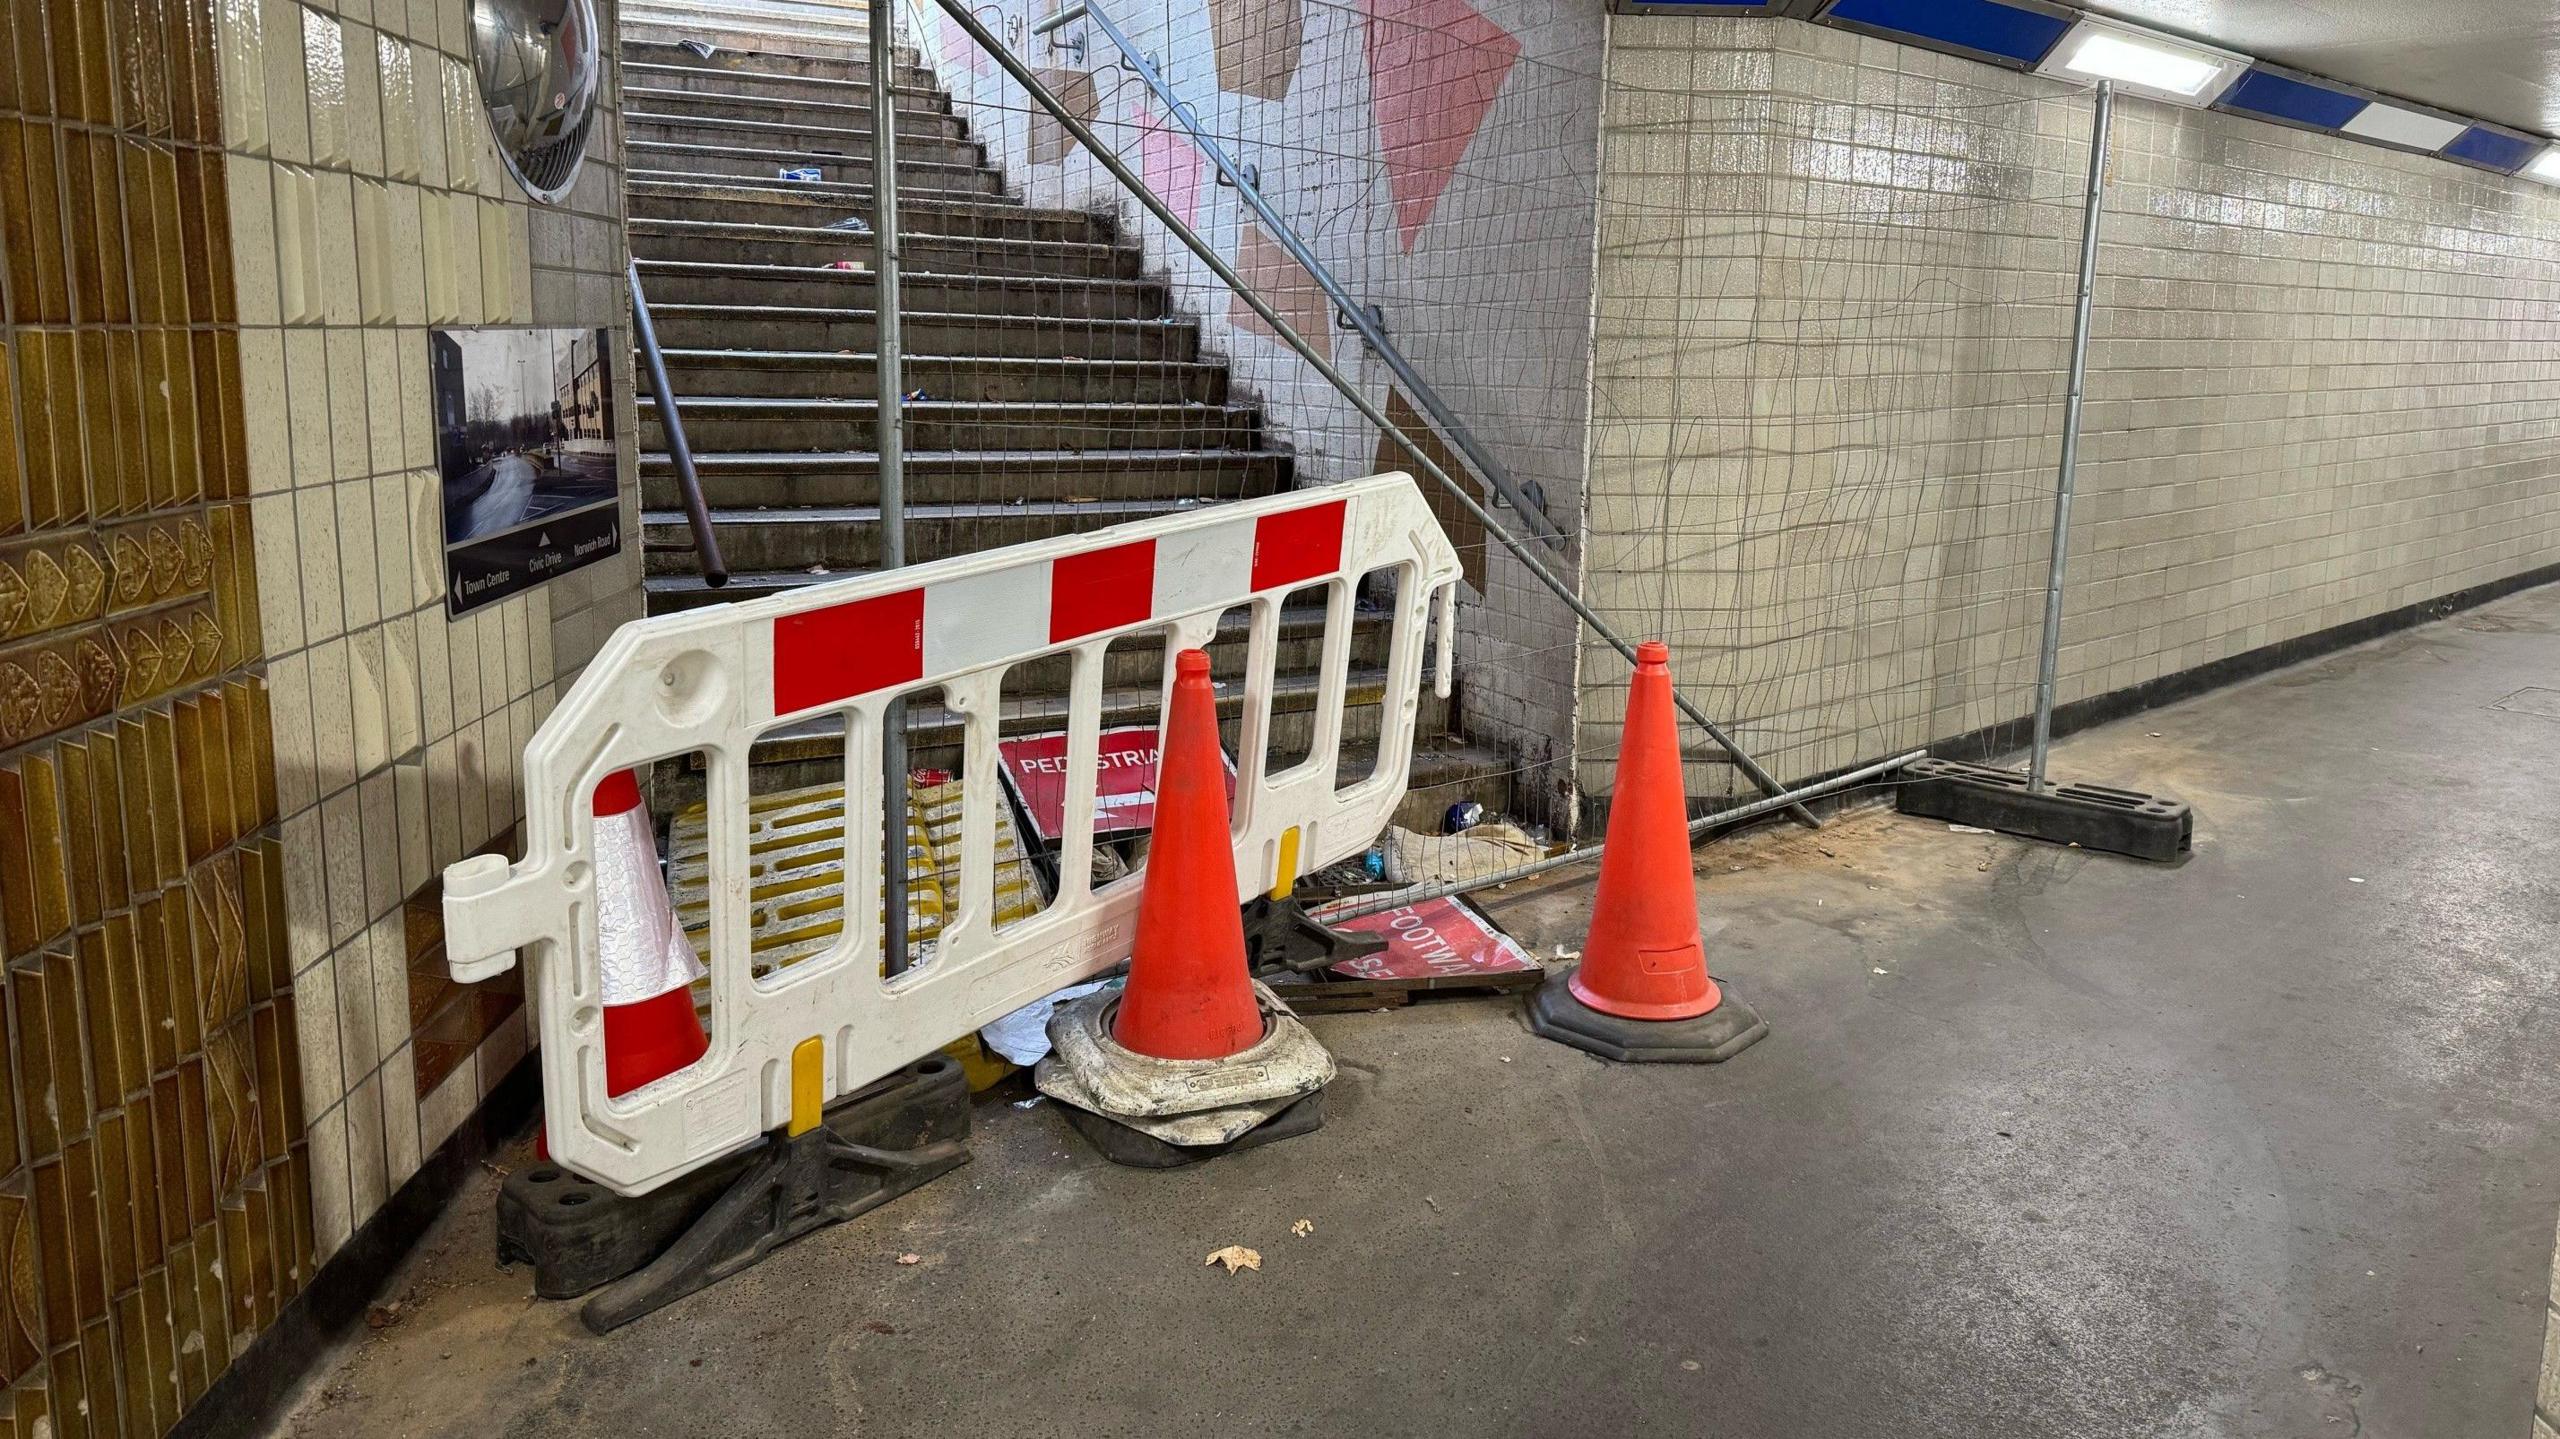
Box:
[500,594,530,700]
[250,492,305,656]
[334,477,380,631]
[416,604,454,740]
[390,191,430,325]
[372,470,414,622]
[478,1006,529,1094]
[293,485,345,642]
[346,1073,389,1228]
[378,34,419,180]
[264,0,313,164]
[264,642,317,815]
[477,200,514,322]
[353,179,391,325]
[365,333,403,477]
[404,467,441,609]
[343,19,385,175]
[447,600,483,722]
[330,931,379,1094]
[285,326,335,480]
[413,46,449,190]
[321,787,370,944]
[384,607,424,757]
[326,328,371,477]
[319,175,361,326]
[477,605,508,709]
[380,1044,422,1185]
[302,7,348,167]
[238,328,293,493]
[425,734,462,867]
[292,948,344,1127]
[279,807,330,970]
[417,1058,475,1157]
[348,621,391,778]
[272,165,320,325]
[457,720,491,849]
[307,1100,352,1258]
[307,634,359,799]
[448,191,484,320]
[394,757,429,894]
[399,337,435,466]
[366,914,408,1072]
[219,0,271,154]
[227,159,280,328]
[419,191,456,322]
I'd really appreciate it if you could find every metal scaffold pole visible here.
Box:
[2030,80,2112,793]
[872,0,911,973]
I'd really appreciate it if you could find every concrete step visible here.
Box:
[621,85,965,139]
[638,442,1286,512]
[646,303,1199,362]
[638,395,1263,453]
[626,115,983,169]
[627,182,1105,245]
[627,167,1001,210]
[626,140,998,193]
[621,59,946,111]
[620,3,875,50]
[646,348,1226,405]
[636,260,1168,321]
[618,21,909,66]
[628,217,1137,280]
[640,495,1275,573]
[617,38,932,89]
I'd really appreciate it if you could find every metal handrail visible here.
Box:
[927,0,1820,828]
[629,258,728,588]
[1040,0,1564,550]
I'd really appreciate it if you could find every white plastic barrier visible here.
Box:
[442,473,1461,1195]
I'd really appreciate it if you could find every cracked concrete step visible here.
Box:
[626,139,997,192]
[621,85,964,138]
[644,348,1225,405]
[628,217,1137,280]
[627,182,1102,244]
[617,38,931,87]
[624,115,984,169]
[638,442,1284,512]
[644,303,1199,362]
[622,59,945,110]
[636,259,1168,320]
[638,395,1263,452]
[641,496,1280,573]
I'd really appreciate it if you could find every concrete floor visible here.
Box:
[278,587,2560,1439]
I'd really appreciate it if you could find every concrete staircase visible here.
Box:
[621,2,1506,829]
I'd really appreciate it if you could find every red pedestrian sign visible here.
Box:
[996,724,1235,845]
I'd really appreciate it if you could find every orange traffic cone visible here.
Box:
[1111,649,1265,1060]
[539,770,707,1161]
[1527,641,1767,1063]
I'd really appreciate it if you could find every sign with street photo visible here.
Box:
[432,326,622,615]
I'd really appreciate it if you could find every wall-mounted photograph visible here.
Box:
[431,326,622,614]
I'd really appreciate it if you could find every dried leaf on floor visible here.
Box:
[1205,1245,1262,1274]
[1291,1219,1314,1238]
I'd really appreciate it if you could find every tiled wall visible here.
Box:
[1,0,305,1427]
[1585,16,2560,799]
[914,0,1603,820]
[216,0,643,1283]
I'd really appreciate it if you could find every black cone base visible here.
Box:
[1526,967,1767,1063]
[1057,1088,1326,1169]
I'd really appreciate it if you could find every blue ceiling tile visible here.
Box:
[2441,126,2540,172]
[1821,0,2073,68]
[2215,68,2368,131]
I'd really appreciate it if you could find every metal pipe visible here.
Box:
[924,0,1818,828]
[2030,81,2111,793]
[873,0,912,973]
[1030,2,1084,36]
[628,260,727,587]
[1315,749,1927,923]
[1073,0,1563,549]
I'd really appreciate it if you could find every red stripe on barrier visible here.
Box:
[771,588,926,715]
[1048,539,1157,643]
[1251,499,1347,592]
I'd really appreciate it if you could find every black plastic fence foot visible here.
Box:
[1242,895,1388,977]
[1525,967,1768,1063]
[1896,757,2192,863]
[493,1056,972,1333]
[1058,1088,1325,1169]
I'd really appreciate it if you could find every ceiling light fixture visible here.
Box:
[2034,18,2246,107]
[2527,148,2560,184]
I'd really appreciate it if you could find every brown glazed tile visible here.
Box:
[227,1189,264,1336]
[11,1378,50,1439]
[19,756,70,945]
[0,765,35,956]
[111,721,149,902]
[238,842,275,1004]
[96,915,141,1104]
[0,985,17,1175]
[10,968,60,1161]
[25,1157,71,1350]
[104,330,146,516]
[39,334,81,529]
[209,336,247,503]
[284,1143,312,1286]
[181,0,217,145]
[205,1020,256,1197]
[253,1002,284,1162]
[136,330,174,509]
[198,149,235,328]
[6,122,69,324]
[172,147,212,334]
[0,1196,28,1387]
[120,145,161,327]
[275,993,303,1137]
[74,929,119,1109]
[79,728,125,914]
[79,1319,121,1439]
[243,677,279,833]
[0,342,23,539]
[56,740,98,927]
[12,331,59,528]
[137,1269,176,1433]
[132,895,174,1074]
[149,147,183,329]
[141,705,180,886]
[7,0,46,118]
[42,1341,86,1439]
[122,1082,161,1273]
[71,332,112,524]
[187,1221,225,1401]
[70,0,113,126]
[113,1289,155,1439]
[56,132,102,326]
[145,1078,179,1253]
[165,326,202,507]
[174,1056,210,1230]
[91,1111,134,1298]
[170,694,212,862]
[80,132,128,326]
[163,1234,201,1403]
[42,949,90,1150]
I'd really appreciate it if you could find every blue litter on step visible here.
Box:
[1443,800,1484,835]
[824,215,872,234]
[779,166,823,182]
